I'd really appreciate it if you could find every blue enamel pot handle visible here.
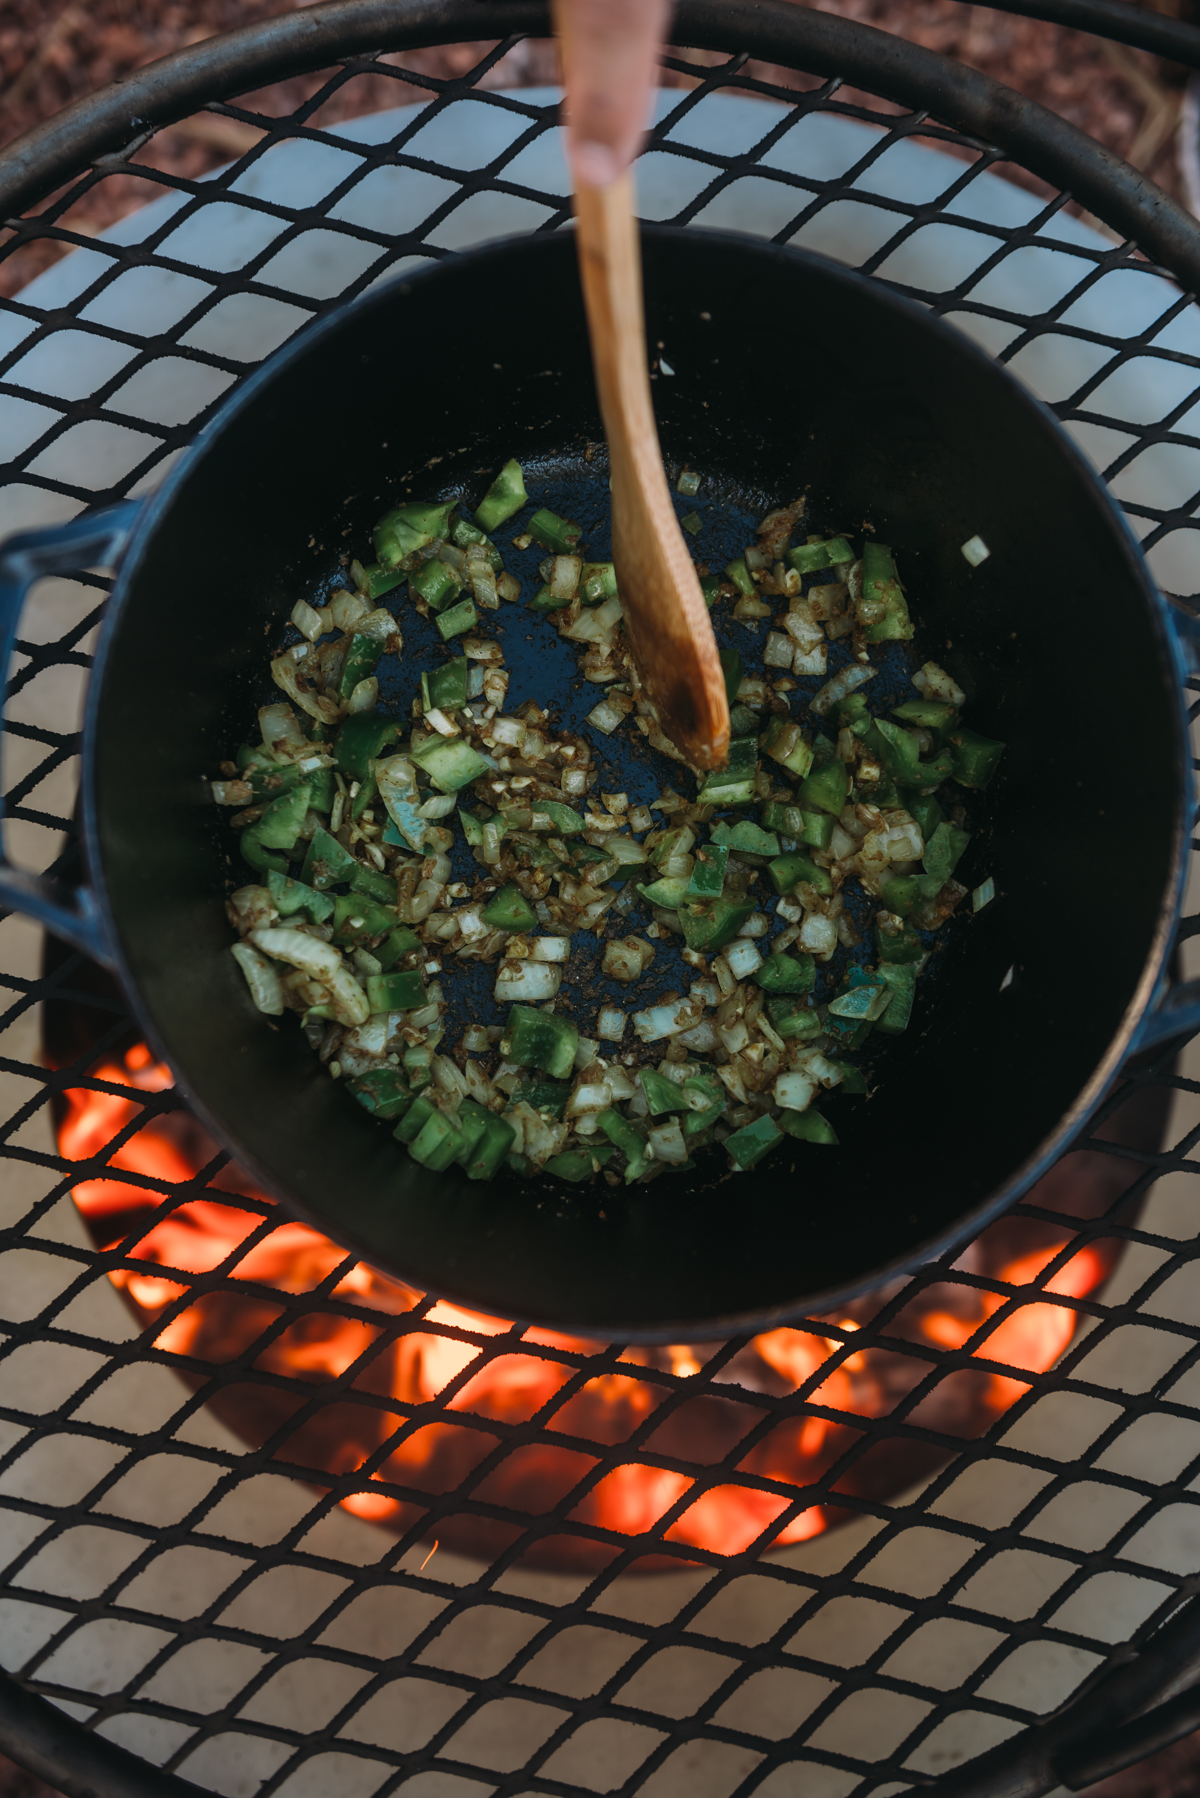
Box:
[0,500,141,968]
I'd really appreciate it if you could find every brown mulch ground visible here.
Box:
[0,0,1194,295]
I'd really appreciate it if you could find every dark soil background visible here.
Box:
[0,0,1198,1790]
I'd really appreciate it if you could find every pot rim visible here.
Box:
[81,224,1191,1342]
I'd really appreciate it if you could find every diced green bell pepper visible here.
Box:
[409,556,462,611]
[766,997,823,1040]
[596,1108,650,1180]
[452,1099,494,1169]
[950,729,1005,788]
[367,970,426,1013]
[824,1058,867,1094]
[699,574,721,607]
[711,820,779,857]
[640,1067,688,1115]
[404,1046,433,1089]
[875,961,917,1033]
[728,703,760,736]
[504,1004,578,1080]
[529,585,572,613]
[680,897,756,952]
[684,1099,725,1137]
[545,1149,598,1182]
[580,562,618,604]
[876,922,923,963]
[239,827,287,876]
[686,844,728,901]
[394,1094,438,1144]
[536,801,584,836]
[481,883,538,932]
[512,1077,571,1118]
[859,541,914,641]
[435,597,478,641]
[906,792,945,843]
[339,632,384,698]
[450,513,502,568]
[639,875,691,910]
[893,699,958,731]
[354,561,406,600]
[780,1108,839,1145]
[255,783,312,852]
[882,873,941,917]
[726,1113,784,1169]
[374,500,455,567]
[864,718,922,785]
[350,773,377,822]
[828,968,892,1021]
[352,864,397,905]
[799,810,835,850]
[823,1014,874,1050]
[410,734,490,793]
[725,557,755,596]
[755,953,816,994]
[348,1067,412,1122]
[528,508,581,554]
[761,716,814,781]
[409,1108,467,1172]
[474,460,527,533]
[788,536,854,574]
[423,659,470,713]
[302,825,359,890]
[334,713,399,781]
[268,869,334,922]
[795,759,849,817]
[720,646,744,705]
[376,925,423,969]
[923,822,970,885]
[698,736,758,806]
[768,851,832,897]
[332,893,397,944]
[468,1114,517,1181]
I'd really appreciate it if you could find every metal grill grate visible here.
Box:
[4,4,1200,1794]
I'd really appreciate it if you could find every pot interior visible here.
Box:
[87,228,1181,1336]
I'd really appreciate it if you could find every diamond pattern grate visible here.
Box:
[3,5,1200,1794]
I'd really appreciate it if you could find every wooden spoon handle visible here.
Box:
[572,177,730,769]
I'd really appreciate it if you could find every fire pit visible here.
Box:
[46,942,1156,1575]
[5,5,1200,1796]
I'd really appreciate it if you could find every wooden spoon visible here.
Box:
[568,174,731,771]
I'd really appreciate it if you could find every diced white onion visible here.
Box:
[230,943,284,1015]
[598,1005,626,1041]
[647,1119,688,1164]
[725,939,763,980]
[973,877,995,912]
[795,1047,844,1087]
[718,1020,750,1055]
[764,631,794,669]
[330,588,370,631]
[291,599,326,642]
[586,698,626,735]
[211,780,252,806]
[961,534,990,566]
[417,793,457,819]
[493,961,563,1003]
[567,1081,612,1117]
[677,1019,716,1053]
[799,913,838,957]
[775,1071,817,1111]
[913,660,966,708]
[810,663,877,718]
[737,912,770,939]
[348,677,378,714]
[463,1025,491,1052]
[491,717,527,749]
[632,1002,688,1042]
[425,707,459,736]
[603,936,655,982]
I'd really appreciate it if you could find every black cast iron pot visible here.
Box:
[0,228,1195,1340]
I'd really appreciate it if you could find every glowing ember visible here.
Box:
[57,1044,1118,1571]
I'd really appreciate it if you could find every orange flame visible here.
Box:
[56,1046,1112,1570]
